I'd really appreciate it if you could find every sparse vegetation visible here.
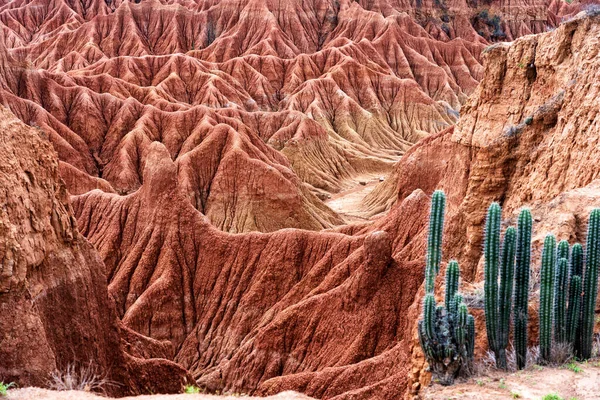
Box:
[48,363,113,393]
[541,394,564,400]
[565,361,583,373]
[0,382,15,396]
[184,385,202,394]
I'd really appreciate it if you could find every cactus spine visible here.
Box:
[417,191,475,385]
[539,233,556,363]
[554,256,569,343]
[566,274,582,345]
[578,209,600,359]
[514,208,532,370]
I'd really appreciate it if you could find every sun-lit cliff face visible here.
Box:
[0,0,581,233]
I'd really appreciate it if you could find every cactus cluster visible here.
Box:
[417,191,475,385]
[577,209,600,359]
[483,204,528,369]
[536,209,600,362]
[417,190,600,384]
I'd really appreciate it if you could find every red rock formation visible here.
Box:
[1,1,598,399]
[0,0,535,232]
[0,106,191,395]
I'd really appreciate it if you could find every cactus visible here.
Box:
[426,190,446,293]
[467,314,476,359]
[566,275,582,345]
[554,257,569,343]
[566,243,583,349]
[424,293,436,340]
[571,243,583,278]
[514,208,532,370]
[539,233,556,363]
[557,240,570,264]
[417,191,475,385]
[445,260,459,310]
[454,303,468,348]
[483,203,516,369]
[484,203,501,360]
[497,226,516,369]
[578,209,600,359]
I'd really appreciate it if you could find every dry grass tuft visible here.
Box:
[48,363,116,394]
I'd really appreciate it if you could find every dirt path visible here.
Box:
[325,174,385,223]
[422,362,600,399]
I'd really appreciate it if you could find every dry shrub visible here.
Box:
[48,363,116,394]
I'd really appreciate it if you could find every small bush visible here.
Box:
[184,385,202,394]
[0,382,15,396]
[49,363,113,393]
[565,361,583,373]
[542,394,564,400]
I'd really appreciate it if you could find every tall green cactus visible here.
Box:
[483,202,517,369]
[417,191,475,385]
[566,275,582,345]
[514,208,532,370]
[484,203,501,356]
[566,243,583,349]
[497,226,516,369]
[554,257,569,343]
[539,233,556,363]
[467,314,475,359]
[426,190,446,293]
[578,209,600,359]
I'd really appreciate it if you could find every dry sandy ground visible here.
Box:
[422,362,600,399]
[5,388,314,400]
[325,174,384,223]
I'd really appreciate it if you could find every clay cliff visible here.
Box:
[0,0,582,233]
[0,106,192,395]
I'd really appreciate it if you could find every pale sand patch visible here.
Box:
[6,388,315,400]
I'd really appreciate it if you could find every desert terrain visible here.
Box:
[1,0,600,399]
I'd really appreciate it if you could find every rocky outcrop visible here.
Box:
[0,106,191,396]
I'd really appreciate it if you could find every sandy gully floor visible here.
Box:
[422,361,600,399]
